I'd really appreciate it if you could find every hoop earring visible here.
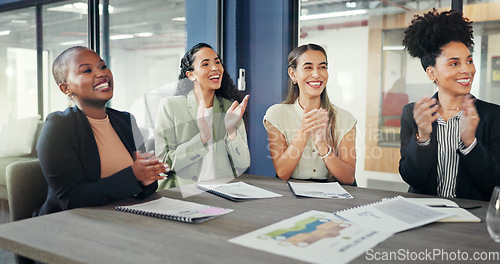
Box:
[292,80,297,84]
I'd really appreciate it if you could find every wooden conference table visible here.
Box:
[0,174,497,264]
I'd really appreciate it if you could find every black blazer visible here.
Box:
[35,107,157,216]
[399,95,500,201]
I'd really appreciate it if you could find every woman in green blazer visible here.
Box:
[154,43,250,190]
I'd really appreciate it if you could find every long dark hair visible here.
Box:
[285,43,337,149]
[175,43,243,105]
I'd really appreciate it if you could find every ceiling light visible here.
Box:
[300,9,367,21]
[383,46,405,51]
[48,2,114,15]
[135,32,153,37]
[0,30,11,36]
[346,2,357,8]
[60,40,85,46]
[110,34,134,40]
[172,17,185,22]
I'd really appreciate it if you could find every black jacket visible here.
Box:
[399,95,500,201]
[36,107,157,216]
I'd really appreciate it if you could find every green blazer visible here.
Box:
[154,90,250,190]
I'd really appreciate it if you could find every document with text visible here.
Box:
[229,210,392,264]
[196,181,283,201]
[335,196,454,233]
[288,181,353,199]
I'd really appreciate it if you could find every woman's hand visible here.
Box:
[197,98,212,144]
[225,95,249,141]
[413,97,439,140]
[131,151,170,186]
[298,106,328,141]
[310,108,329,147]
[460,95,480,147]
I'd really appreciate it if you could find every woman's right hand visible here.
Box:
[131,151,170,186]
[413,97,439,140]
[299,106,328,139]
[197,98,211,144]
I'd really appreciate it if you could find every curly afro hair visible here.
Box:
[402,9,474,70]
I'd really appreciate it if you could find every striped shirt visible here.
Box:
[417,111,477,197]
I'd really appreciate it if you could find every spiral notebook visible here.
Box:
[334,196,454,233]
[115,197,233,223]
[196,181,282,201]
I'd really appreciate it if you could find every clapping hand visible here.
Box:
[225,94,249,141]
[460,95,479,147]
[413,97,439,140]
[131,151,170,186]
[299,106,328,140]
[197,98,212,144]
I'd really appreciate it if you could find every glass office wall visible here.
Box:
[0,7,38,125]
[43,1,89,114]
[106,0,186,138]
[0,0,87,128]
[0,0,186,137]
[299,0,500,188]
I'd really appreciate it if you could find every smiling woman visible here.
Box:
[35,46,168,216]
[154,43,250,191]
[399,9,500,201]
[263,43,357,185]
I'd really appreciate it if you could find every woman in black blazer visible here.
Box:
[399,9,500,201]
[36,46,169,216]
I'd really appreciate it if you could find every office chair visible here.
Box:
[6,160,48,264]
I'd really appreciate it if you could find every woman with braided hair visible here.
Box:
[154,43,250,190]
[399,9,500,201]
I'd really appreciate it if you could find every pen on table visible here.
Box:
[428,205,482,209]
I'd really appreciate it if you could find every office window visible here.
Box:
[0,7,38,125]
[299,0,500,187]
[105,0,186,138]
[43,1,89,115]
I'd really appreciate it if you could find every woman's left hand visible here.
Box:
[225,94,249,141]
[460,95,480,147]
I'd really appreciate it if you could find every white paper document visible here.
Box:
[288,181,353,199]
[229,210,392,264]
[405,198,480,222]
[196,181,283,201]
[335,196,454,233]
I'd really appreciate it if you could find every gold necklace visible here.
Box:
[447,107,460,111]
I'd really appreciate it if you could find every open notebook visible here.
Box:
[196,181,282,201]
[115,197,233,223]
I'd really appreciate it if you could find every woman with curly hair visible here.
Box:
[263,43,357,184]
[399,9,500,201]
[154,43,250,190]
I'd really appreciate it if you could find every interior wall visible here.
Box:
[299,26,372,187]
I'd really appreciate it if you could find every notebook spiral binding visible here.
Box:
[115,206,193,223]
[333,196,401,214]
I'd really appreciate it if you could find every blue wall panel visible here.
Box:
[185,0,218,50]
[224,0,294,177]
